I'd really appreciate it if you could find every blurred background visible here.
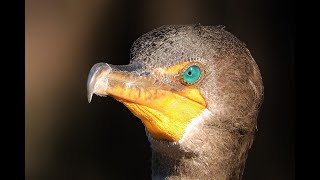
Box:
[26,0,295,179]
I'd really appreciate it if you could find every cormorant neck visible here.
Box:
[147,111,256,180]
[150,133,253,180]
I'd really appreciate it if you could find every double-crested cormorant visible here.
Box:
[87,25,263,179]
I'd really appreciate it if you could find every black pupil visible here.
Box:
[188,70,192,75]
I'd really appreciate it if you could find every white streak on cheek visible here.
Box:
[179,109,212,144]
[145,109,212,146]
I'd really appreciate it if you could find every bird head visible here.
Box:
[87,25,263,154]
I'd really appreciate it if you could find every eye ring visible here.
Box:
[179,62,204,85]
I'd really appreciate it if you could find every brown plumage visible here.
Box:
[88,25,264,179]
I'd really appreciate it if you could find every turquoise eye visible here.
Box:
[183,65,201,84]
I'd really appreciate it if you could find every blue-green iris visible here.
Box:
[183,65,201,84]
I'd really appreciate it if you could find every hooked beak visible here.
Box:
[87,61,206,142]
[87,63,111,103]
[87,62,160,103]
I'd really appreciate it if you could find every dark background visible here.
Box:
[26,0,295,179]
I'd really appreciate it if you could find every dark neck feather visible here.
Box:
[150,126,255,180]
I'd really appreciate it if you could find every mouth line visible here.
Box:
[93,73,206,108]
[111,87,205,110]
[87,62,206,108]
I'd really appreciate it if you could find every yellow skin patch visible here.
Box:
[96,62,206,142]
